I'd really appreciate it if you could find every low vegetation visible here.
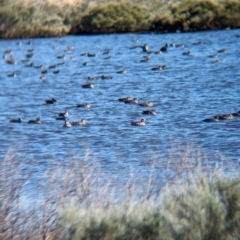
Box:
[1,0,240,38]
[1,144,240,239]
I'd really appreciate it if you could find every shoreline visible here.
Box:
[1,0,240,38]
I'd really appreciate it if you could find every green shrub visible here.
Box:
[152,0,240,32]
[73,1,151,33]
[62,174,240,240]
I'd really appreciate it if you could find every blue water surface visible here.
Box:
[1,29,240,187]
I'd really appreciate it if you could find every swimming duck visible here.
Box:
[41,68,47,74]
[45,98,57,104]
[57,61,65,66]
[116,70,127,74]
[175,43,185,48]
[203,116,219,122]
[28,118,42,124]
[3,49,12,54]
[232,111,240,117]
[182,51,191,56]
[81,52,95,57]
[118,97,132,102]
[151,65,166,71]
[160,43,168,52]
[102,50,110,55]
[192,41,202,45]
[5,55,16,64]
[218,114,234,120]
[81,83,94,88]
[7,72,17,77]
[58,110,69,118]
[9,118,22,123]
[53,68,60,74]
[101,75,113,80]
[76,103,91,108]
[33,64,42,68]
[56,54,65,59]
[142,110,157,115]
[140,55,151,62]
[63,121,72,127]
[209,54,218,58]
[25,62,33,67]
[40,75,46,81]
[48,64,57,69]
[25,52,34,58]
[142,44,149,52]
[124,98,138,104]
[139,101,154,107]
[131,118,146,126]
[218,48,227,53]
[66,45,74,51]
[71,119,87,126]
[88,76,99,80]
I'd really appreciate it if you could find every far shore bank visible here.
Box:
[1,0,240,38]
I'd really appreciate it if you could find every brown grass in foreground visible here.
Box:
[0,143,240,239]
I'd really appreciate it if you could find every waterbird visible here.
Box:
[25,52,34,58]
[118,97,132,102]
[116,70,127,74]
[131,118,146,126]
[76,103,91,108]
[203,116,219,122]
[53,68,60,74]
[141,44,149,52]
[40,75,46,81]
[142,110,157,115]
[63,121,72,127]
[9,118,22,123]
[81,83,94,88]
[124,98,138,104]
[218,114,234,120]
[5,55,16,64]
[58,110,69,118]
[81,52,96,57]
[88,76,99,80]
[101,75,112,80]
[232,111,240,117]
[151,65,166,71]
[45,98,57,104]
[217,48,227,53]
[28,118,42,124]
[182,51,191,56]
[139,101,154,107]
[71,119,87,126]
[160,43,168,52]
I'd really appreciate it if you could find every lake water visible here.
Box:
[1,29,240,188]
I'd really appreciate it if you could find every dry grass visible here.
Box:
[1,0,240,37]
[0,143,240,239]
